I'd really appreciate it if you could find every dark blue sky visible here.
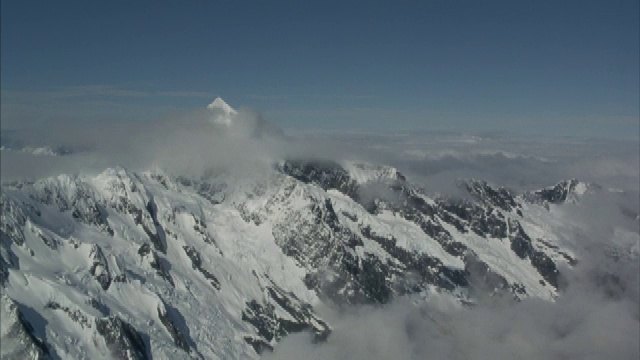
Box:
[1,0,638,137]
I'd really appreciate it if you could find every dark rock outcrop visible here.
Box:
[95,316,148,360]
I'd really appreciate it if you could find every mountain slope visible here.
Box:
[0,156,594,359]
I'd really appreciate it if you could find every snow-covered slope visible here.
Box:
[0,156,599,359]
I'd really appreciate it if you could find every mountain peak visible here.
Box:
[207,97,237,115]
[207,97,237,126]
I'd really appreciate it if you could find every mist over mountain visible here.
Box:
[1,100,638,359]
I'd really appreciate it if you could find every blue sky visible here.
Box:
[1,0,638,137]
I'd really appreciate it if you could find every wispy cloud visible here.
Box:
[247,94,291,101]
[1,85,150,100]
[247,94,380,101]
[0,85,219,101]
[156,90,217,98]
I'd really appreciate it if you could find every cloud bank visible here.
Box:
[2,105,638,220]
[1,105,284,181]
[2,104,638,194]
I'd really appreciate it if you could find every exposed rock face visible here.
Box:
[275,160,565,304]
[95,316,148,360]
[1,193,28,247]
[183,245,221,289]
[89,244,112,291]
[242,282,331,353]
[1,294,50,360]
[524,179,592,205]
[535,179,580,203]
[138,243,174,287]
[278,160,361,200]
[463,179,520,212]
[157,300,191,353]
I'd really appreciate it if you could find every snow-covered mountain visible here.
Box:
[0,100,634,359]
[207,97,238,126]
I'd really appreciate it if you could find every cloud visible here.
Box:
[3,110,638,198]
[156,91,217,98]
[1,86,220,101]
[301,131,640,195]
[247,94,292,101]
[1,85,151,100]
[0,105,284,181]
